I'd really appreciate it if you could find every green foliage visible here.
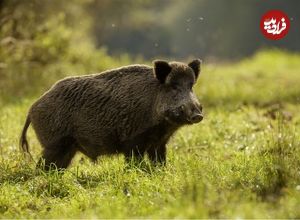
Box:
[0,51,300,218]
[0,0,134,103]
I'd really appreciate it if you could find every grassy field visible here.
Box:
[0,50,300,218]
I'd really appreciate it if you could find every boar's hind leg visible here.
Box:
[147,145,166,165]
[37,137,77,170]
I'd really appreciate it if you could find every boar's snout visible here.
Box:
[187,103,203,124]
[166,102,203,125]
[189,112,203,123]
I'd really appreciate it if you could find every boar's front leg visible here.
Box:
[147,145,166,165]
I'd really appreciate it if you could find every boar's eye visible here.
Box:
[189,82,193,90]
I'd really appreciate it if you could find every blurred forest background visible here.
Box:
[0,0,300,102]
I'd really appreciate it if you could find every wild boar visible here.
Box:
[20,59,203,169]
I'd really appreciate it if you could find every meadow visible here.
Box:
[0,50,300,218]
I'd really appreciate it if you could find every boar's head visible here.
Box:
[153,59,203,125]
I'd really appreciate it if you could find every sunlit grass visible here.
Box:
[0,50,300,218]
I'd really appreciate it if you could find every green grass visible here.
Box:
[0,50,300,218]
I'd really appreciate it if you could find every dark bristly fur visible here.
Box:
[20,59,203,170]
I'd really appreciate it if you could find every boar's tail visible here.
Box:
[20,114,33,159]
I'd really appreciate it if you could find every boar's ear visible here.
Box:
[153,60,172,83]
[188,59,202,80]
